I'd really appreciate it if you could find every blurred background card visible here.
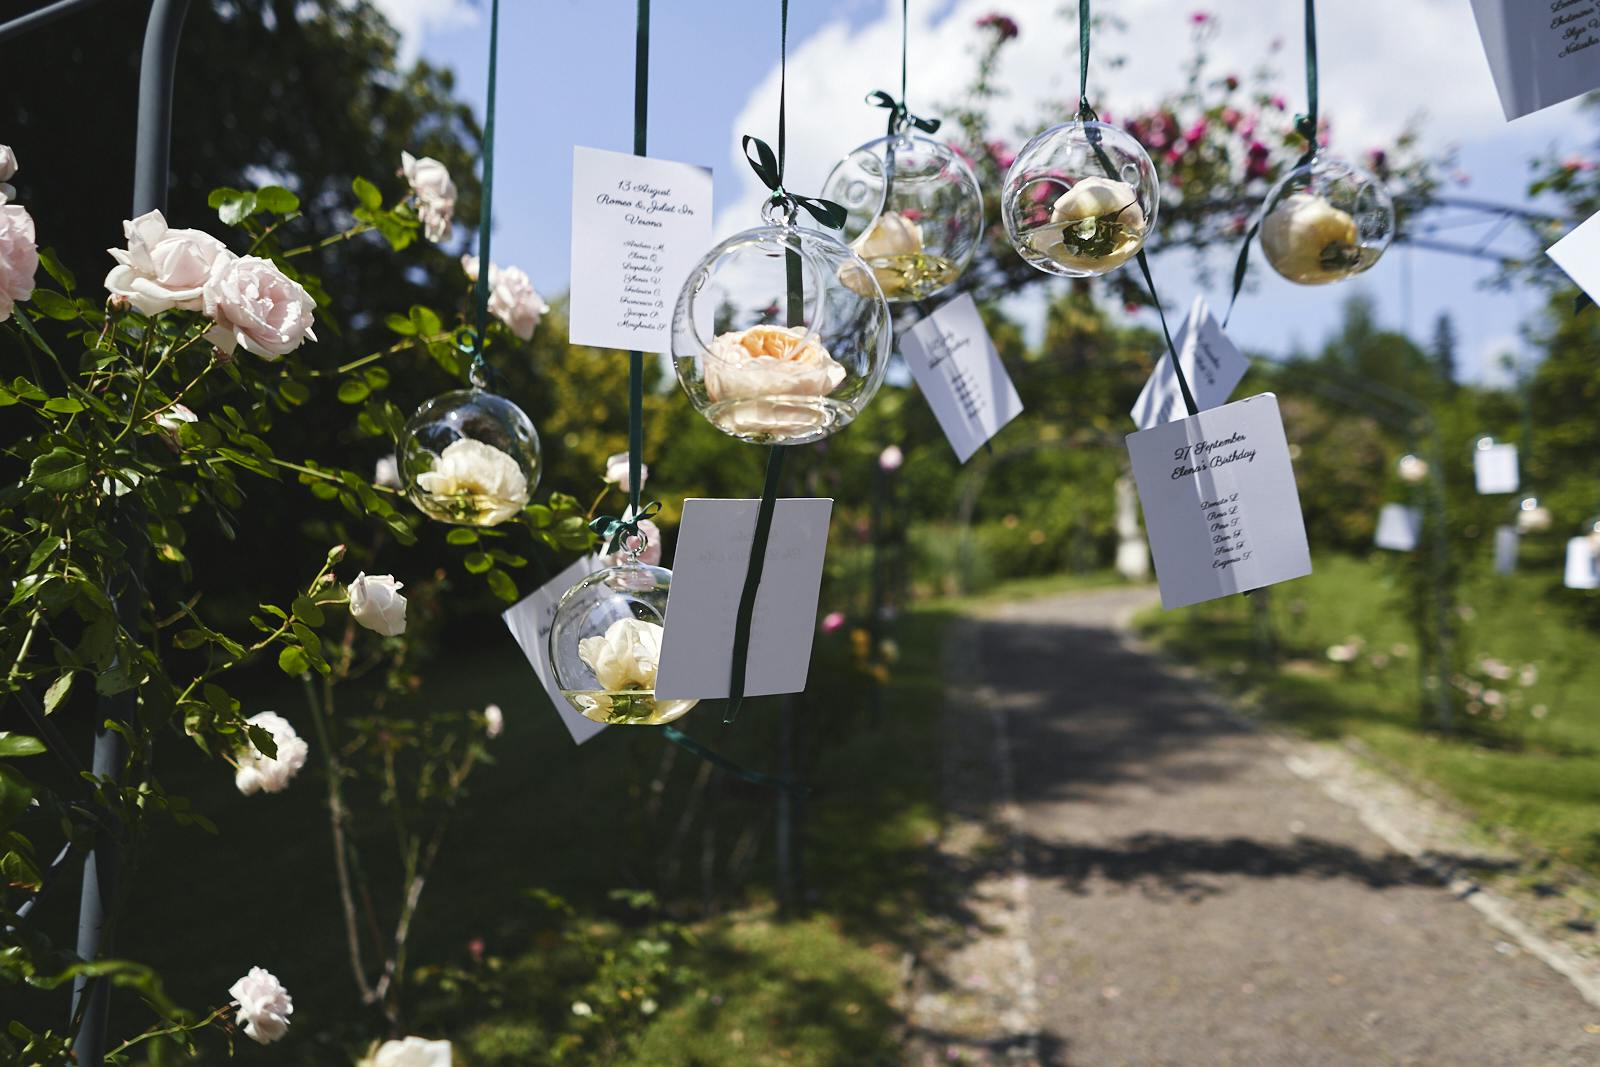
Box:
[502,555,607,745]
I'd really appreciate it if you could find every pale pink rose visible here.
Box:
[104,210,229,314]
[0,144,16,204]
[400,151,456,243]
[460,255,547,340]
[821,611,846,634]
[203,254,317,359]
[229,967,293,1045]
[603,452,647,494]
[0,205,37,322]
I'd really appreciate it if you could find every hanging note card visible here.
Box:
[1126,393,1312,610]
[1494,525,1520,575]
[1565,536,1599,589]
[1473,441,1520,494]
[569,146,713,354]
[1374,503,1422,552]
[1469,0,1600,121]
[1546,210,1600,305]
[502,555,607,745]
[655,498,834,700]
[1130,294,1250,430]
[899,293,1023,462]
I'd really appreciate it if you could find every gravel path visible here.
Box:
[905,586,1600,1067]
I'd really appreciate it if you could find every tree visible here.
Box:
[1430,312,1458,388]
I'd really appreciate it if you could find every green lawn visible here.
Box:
[1139,553,1600,873]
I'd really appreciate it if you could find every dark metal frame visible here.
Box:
[0,1,192,1062]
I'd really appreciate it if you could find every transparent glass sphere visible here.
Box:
[1259,155,1393,286]
[672,219,892,445]
[1516,496,1552,534]
[819,133,984,302]
[398,388,540,527]
[1001,120,1159,278]
[548,560,697,727]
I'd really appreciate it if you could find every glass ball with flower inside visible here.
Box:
[1001,119,1159,277]
[818,131,983,302]
[397,376,540,526]
[1259,155,1393,285]
[548,536,695,727]
[672,198,892,445]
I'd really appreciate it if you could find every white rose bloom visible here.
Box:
[603,451,647,493]
[459,256,547,340]
[0,205,36,323]
[414,438,529,525]
[229,967,293,1045]
[1395,454,1429,484]
[878,444,904,472]
[234,711,309,796]
[578,617,666,692]
[374,454,401,489]
[203,254,317,359]
[400,151,457,243]
[459,254,481,283]
[1516,504,1552,534]
[702,324,847,436]
[0,144,17,204]
[362,1036,453,1067]
[842,211,924,297]
[1051,177,1146,228]
[104,210,230,315]
[348,572,407,637]
[484,703,504,740]
[155,403,197,433]
[1260,192,1361,285]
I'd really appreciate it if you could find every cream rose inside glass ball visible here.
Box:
[397,388,541,526]
[672,216,891,445]
[1258,155,1393,285]
[1002,120,1159,278]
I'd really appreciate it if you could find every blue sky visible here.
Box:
[392,0,1588,385]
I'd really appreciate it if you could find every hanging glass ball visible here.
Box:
[1259,155,1393,286]
[673,212,892,445]
[1516,496,1552,534]
[1001,120,1159,278]
[398,388,540,526]
[548,559,697,726]
[818,132,983,302]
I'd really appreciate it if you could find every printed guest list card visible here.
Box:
[1474,441,1520,494]
[655,498,834,701]
[502,555,606,745]
[1470,0,1600,120]
[1546,210,1600,303]
[1126,393,1312,610]
[569,146,712,354]
[1374,503,1422,552]
[1495,525,1520,575]
[1130,295,1250,430]
[899,294,1023,463]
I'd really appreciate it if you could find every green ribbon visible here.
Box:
[1223,0,1319,327]
[590,499,661,556]
[743,136,847,229]
[662,725,809,794]
[627,0,649,518]
[865,90,941,136]
[465,0,501,383]
[725,445,788,724]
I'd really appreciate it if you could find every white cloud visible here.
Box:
[370,0,478,62]
[720,0,1579,235]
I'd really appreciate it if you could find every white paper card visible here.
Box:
[1469,0,1600,121]
[1546,210,1600,305]
[501,555,606,745]
[568,146,713,354]
[1126,393,1312,610]
[1130,295,1250,430]
[1494,525,1520,575]
[1565,536,1600,589]
[655,498,834,700]
[1474,442,1520,494]
[1374,504,1422,552]
[899,294,1024,463]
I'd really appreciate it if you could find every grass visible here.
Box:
[12,600,955,1064]
[1138,552,1600,874]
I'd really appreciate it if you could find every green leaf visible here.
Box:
[217,191,259,226]
[291,595,325,627]
[384,312,417,335]
[172,629,208,650]
[277,646,309,676]
[38,248,77,291]
[446,528,479,545]
[255,185,301,214]
[336,379,370,404]
[485,569,519,603]
[208,186,244,208]
[463,551,494,574]
[43,396,83,413]
[352,176,383,210]
[526,504,553,528]
[0,766,34,831]
[42,673,74,715]
[244,724,278,760]
[279,379,311,406]
[29,448,89,492]
[0,733,47,758]
[30,290,77,321]
[363,366,390,390]
[25,535,62,574]
[408,305,442,335]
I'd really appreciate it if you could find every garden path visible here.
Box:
[905,585,1600,1067]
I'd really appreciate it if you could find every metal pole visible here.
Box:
[71,3,191,1062]
[0,0,108,43]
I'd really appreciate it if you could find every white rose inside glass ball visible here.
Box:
[1516,497,1552,534]
[1001,120,1159,278]
[672,221,891,445]
[549,561,697,726]
[398,388,540,526]
[1259,156,1393,285]
[819,133,983,302]
[1395,453,1429,484]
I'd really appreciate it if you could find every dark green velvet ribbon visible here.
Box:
[463,0,500,384]
[662,725,809,794]
[590,499,661,556]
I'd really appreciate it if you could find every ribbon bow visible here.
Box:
[742,135,846,230]
[590,500,662,556]
[865,90,941,137]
